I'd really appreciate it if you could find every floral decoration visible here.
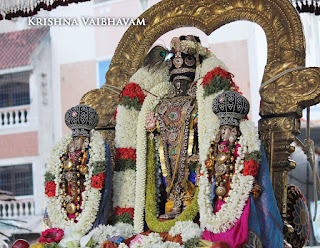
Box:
[197,75,259,233]
[115,207,134,219]
[243,159,259,177]
[168,221,202,243]
[115,148,136,171]
[44,172,55,183]
[113,207,135,224]
[91,173,106,189]
[45,131,106,233]
[38,228,64,244]
[45,181,56,197]
[115,148,136,161]
[130,232,182,248]
[119,83,146,111]
[201,66,241,97]
[134,81,171,233]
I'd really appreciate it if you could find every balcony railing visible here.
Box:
[0,198,35,218]
[0,105,30,128]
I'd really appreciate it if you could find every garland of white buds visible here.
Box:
[196,78,260,233]
[45,131,106,233]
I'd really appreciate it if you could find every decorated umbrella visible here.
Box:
[291,0,320,15]
[0,0,90,20]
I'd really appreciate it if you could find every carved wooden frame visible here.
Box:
[81,0,320,218]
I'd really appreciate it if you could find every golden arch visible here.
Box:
[81,0,320,217]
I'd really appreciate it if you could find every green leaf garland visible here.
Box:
[203,76,231,97]
[115,158,136,171]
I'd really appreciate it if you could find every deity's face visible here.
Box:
[167,52,197,83]
[220,125,239,142]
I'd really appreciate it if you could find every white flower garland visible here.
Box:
[131,233,182,248]
[115,105,140,149]
[169,221,202,243]
[45,131,106,233]
[197,78,260,233]
[113,169,136,208]
[134,81,171,233]
[129,65,169,92]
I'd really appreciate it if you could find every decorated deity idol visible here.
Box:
[113,34,284,247]
[198,91,284,247]
[43,104,111,233]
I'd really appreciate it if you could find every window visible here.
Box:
[0,71,30,108]
[0,164,33,196]
[97,60,111,88]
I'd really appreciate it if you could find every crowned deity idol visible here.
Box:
[113,35,284,247]
[43,105,111,233]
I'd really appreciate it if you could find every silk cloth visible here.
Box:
[202,144,284,247]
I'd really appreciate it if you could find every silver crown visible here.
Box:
[65,104,99,137]
[212,91,249,127]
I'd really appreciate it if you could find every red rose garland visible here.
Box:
[202,66,234,86]
[45,181,56,197]
[243,159,259,177]
[115,148,136,162]
[119,82,145,104]
[91,173,106,189]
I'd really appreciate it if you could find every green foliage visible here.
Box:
[115,159,136,171]
[119,96,142,111]
[114,213,133,225]
[92,161,106,176]
[43,242,59,248]
[44,172,55,185]
[203,76,231,97]
[184,237,200,248]
[245,151,262,163]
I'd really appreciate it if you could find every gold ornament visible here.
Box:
[79,166,89,175]
[66,203,76,214]
[64,160,73,171]
[217,152,228,164]
[215,186,226,197]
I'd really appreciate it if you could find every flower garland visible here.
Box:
[168,221,202,243]
[197,76,260,232]
[45,131,106,233]
[130,233,182,248]
[134,81,171,233]
[115,51,235,234]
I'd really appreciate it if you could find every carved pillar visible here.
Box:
[259,116,300,217]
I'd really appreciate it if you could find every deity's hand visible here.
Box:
[252,180,262,199]
[187,154,199,164]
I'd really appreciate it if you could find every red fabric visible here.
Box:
[45,181,56,197]
[202,198,251,248]
[114,206,134,218]
[243,159,259,177]
[115,148,136,162]
[91,173,106,189]
[119,82,145,104]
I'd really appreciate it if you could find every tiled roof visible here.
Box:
[0,27,49,70]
